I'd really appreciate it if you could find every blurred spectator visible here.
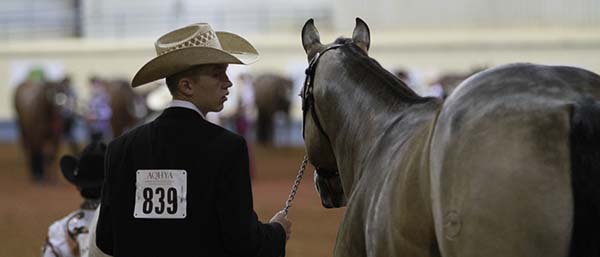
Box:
[234,73,257,178]
[86,76,112,140]
[395,69,410,85]
[233,73,256,139]
[394,68,423,94]
[423,82,445,99]
[27,68,47,84]
[58,76,80,155]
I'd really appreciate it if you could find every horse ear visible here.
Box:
[302,18,322,54]
[352,17,370,54]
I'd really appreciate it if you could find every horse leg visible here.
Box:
[29,150,45,182]
[45,137,61,172]
[264,113,274,144]
[257,110,270,144]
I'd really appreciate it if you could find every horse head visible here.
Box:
[300,18,371,208]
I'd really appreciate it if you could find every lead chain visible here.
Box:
[282,155,309,216]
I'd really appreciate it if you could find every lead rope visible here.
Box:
[281,155,309,216]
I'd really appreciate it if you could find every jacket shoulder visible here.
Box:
[107,122,153,149]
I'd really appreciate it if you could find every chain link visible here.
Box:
[282,155,309,216]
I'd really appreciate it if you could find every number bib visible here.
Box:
[134,170,187,219]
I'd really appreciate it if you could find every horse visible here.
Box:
[86,77,148,141]
[253,73,293,145]
[301,18,600,257]
[105,79,146,137]
[14,79,75,182]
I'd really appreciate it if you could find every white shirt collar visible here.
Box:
[167,100,205,119]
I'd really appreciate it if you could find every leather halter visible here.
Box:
[301,43,344,140]
[301,44,344,178]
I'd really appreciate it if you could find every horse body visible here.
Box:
[253,73,293,144]
[431,64,600,257]
[302,18,600,257]
[14,80,66,181]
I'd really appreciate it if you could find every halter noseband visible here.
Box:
[301,43,344,178]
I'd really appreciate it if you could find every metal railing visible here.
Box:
[0,2,333,40]
[1,0,598,41]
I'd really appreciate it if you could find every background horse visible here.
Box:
[14,79,74,182]
[253,73,293,145]
[106,79,146,137]
[301,18,600,257]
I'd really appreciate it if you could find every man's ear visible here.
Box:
[178,78,194,97]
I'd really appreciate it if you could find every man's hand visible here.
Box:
[269,211,292,240]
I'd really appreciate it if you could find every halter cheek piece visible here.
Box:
[301,43,344,140]
[301,44,344,178]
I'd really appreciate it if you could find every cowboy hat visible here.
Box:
[131,23,259,87]
[60,140,107,188]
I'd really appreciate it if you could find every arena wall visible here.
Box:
[0,27,599,124]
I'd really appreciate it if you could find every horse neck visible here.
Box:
[314,55,441,195]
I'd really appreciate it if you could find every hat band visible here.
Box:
[157,30,221,56]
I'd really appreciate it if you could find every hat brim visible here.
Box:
[60,155,104,188]
[60,155,79,184]
[131,31,259,87]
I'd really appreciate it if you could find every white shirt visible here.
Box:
[42,209,98,257]
[167,100,205,119]
[87,206,112,257]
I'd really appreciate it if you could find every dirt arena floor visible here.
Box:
[0,143,345,257]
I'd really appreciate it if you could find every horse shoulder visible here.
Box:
[340,118,438,257]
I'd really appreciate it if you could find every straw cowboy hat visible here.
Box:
[131,23,259,87]
[60,140,107,188]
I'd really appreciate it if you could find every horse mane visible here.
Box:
[334,37,428,104]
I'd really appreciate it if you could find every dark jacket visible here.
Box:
[96,107,286,257]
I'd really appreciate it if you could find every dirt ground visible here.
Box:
[0,143,345,257]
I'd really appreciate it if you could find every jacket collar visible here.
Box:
[167,100,205,119]
[159,106,207,122]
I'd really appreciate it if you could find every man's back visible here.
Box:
[96,107,285,257]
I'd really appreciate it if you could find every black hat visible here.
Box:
[60,140,107,189]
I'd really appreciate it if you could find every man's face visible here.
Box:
[188,64,232,114]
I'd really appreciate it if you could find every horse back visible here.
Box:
[429,63,600,257]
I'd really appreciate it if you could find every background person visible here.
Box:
[42,138,106,257]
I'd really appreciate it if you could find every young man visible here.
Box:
[42,138,106,257]
[96,23,291,257]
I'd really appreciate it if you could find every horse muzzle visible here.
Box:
[313,168,347,208]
